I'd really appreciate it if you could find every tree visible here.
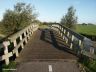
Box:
[82,23,87,25]
[2,2,37,35]
[60,6,77,30]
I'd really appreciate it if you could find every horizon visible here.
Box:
[0,0,96,24]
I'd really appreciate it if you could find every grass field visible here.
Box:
[39,24,49,29]
[0,24,96,36]
[76,24,96,36]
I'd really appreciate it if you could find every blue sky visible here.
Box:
[0,0,96,24]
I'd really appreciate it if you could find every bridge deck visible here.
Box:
[15,28,80,72]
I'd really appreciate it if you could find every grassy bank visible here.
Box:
[76,24,96,40]
[76,24,96,36]
[1,61,17,72]
[79,56,96,72]
[76,24,96,71]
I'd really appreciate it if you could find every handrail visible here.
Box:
[0,22,95,65]
[0,23,38,65]
[51,23,96,59]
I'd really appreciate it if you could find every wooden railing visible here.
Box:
[51,23,96,59]
[0,23,95,65]
[0,23,38,65]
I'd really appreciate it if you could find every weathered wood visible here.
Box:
[16,29,77,63]
[3,41,11,65]
[13,40,19,57]
[51,23,96,59]
[20,35,24,49]
[24,32,28,43]
[70,35,74,49]
[0,23,38,65]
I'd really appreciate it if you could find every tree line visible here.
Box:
[0,2,77,36]
[41,6,78,30]
[60,6,77,30]
[0,2,38,35]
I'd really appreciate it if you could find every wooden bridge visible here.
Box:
[0,23,96,72]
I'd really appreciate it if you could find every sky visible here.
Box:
[0,0,96,24]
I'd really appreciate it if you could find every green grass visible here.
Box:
[79,56,96,72]
[76,24,96,71]
[39,24,49,29]
[76,24,96,36]
[1,61,17,72]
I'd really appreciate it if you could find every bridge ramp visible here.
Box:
[15,28,80,72]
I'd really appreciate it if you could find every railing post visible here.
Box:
[70,35,74,49]
[35,25,38,31]
[78,40,82,53]
[32,25,33,34]
[62,28,64,39]
[79,40,82,46]
[28,27,31,37]
[64,29,66,34]
[61,27,63,37]
[13,40,19,57]
[33,24,35,32]
[3,41,10,65]
[66,32,69,43]
[30,26,33,35]
[67,32,69,37]
[60,27,62,36]
[20,35,24,49]
[27,29,30,40]
[63,29,66,40]
[90,47,94,54]
[59,25,61,34]
[24,32,28,43]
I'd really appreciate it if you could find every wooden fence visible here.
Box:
[0,23,38,65]
[51,23,96,59]
[0,23,95,65]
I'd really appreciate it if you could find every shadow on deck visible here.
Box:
[14,28,80,72]
[16,28,78,62]
[40,28,77,56]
